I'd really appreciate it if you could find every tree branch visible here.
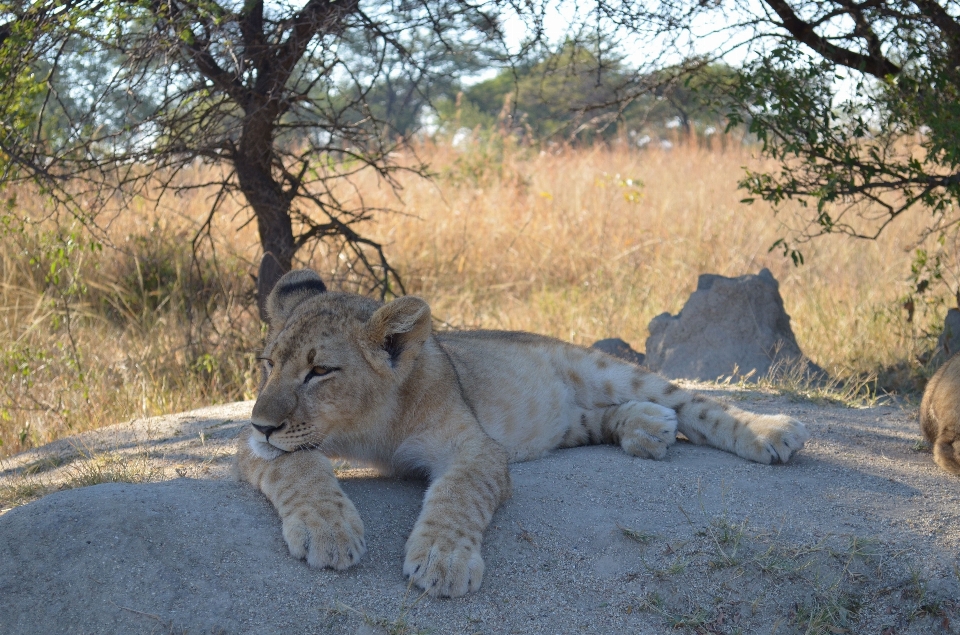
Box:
[761,0,901,77]
[275,0,361,79]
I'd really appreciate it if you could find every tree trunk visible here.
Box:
[237,163,295,273]
[235,109,296,273]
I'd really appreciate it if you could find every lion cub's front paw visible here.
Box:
[403,529,484,597]
[281,501,366,570]
[742,414,811,464]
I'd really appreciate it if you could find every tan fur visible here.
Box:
[234,268,811,597]
[920,353,960,475]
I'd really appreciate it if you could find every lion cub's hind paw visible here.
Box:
[618,401,678,460]
[281,505,367,571]
[743,414,811,465]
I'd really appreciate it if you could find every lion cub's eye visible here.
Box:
[304,366,337,383]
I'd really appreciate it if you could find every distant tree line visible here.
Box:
[432,40,737,144]
[354,36,738,144]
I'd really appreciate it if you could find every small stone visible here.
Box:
[590,338,645,366]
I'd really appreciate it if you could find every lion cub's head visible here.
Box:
[248,268,431,460]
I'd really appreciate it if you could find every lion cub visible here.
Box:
[235,267,811,597]
[920,353,960,474]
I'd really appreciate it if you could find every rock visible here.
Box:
[935,308,960,362]
[644,268,820,382]
[0,448,768,635]
[590,338,646,366]
[0,401,957,635]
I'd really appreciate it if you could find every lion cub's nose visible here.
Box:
[252,422,285,438]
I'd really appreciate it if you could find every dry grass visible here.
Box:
[366,139,937,378]
[0,135,945,458]
[0,192,264,457]
[0,444,166,511]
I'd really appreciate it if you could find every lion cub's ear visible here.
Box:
[257,253,287,322]
[364,296,431,372]
[264,267,327,328]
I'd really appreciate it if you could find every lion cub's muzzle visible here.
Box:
[247,421,290,460]
[252,421,286,439]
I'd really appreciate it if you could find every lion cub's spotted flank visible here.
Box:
[234,265,811,597]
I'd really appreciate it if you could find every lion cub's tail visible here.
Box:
[932,437,960,475]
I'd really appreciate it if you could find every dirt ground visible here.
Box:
[1,384,958,635]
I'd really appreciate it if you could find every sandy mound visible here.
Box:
[1,388,958,634]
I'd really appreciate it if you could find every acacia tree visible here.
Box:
[0,0,500,298]
[588,0,960,291]
[728,1,959,263]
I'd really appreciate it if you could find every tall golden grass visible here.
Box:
[0,136,945,457]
